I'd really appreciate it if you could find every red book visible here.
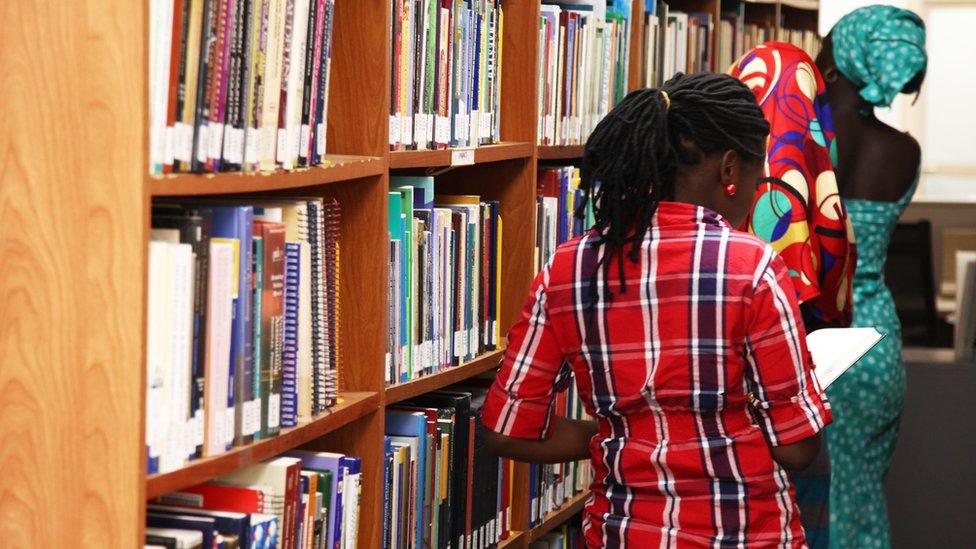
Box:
[283,458,302,549]
[160,483,265,514]
[164,0,187,174]
[537,169,559,198]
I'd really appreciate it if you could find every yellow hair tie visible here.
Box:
[660,90,671,111]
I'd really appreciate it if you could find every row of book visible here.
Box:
[150,450,362,549]
[529,523,584,549]
[385,383,514,549]
[537,2,633,146]
[147,198,341,474]
[149,0,336,175]
[536,165,593,271]
[387,177,503,386]
[389,0,505,151]
[642,2,715,89]
[776,27,822,60]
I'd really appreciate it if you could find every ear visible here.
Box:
[720,149,739,185]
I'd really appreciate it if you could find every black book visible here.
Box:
[404,390,472,549]
[151,205,212,459]
[298,0,319,167]
[221,0,250,171]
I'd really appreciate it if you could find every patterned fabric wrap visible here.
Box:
[832,4,927,108]
[731,42,856,327]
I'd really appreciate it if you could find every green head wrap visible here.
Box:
[831,4,927,108]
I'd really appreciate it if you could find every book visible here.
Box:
[806,328,885,389]
[253,220,287,438]
[145,527,204,549]
[220,456,303,549]
[146,513,217,549]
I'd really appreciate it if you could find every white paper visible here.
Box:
[806,327,884,389]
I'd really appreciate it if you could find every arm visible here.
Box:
[485,416,598,464]
[744,252,832,469]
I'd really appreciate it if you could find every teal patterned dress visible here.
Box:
[827,175,918,549]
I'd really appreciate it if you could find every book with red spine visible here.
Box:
[157,483,265,514]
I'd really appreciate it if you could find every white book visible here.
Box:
[146,242,170,470]
[284,0,311,169]
[807,327,885,389]
[145,527,203,549]
[954,251,976,361]
[342,471,362,549]
[205,239,237,456]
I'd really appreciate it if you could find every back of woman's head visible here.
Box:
[579,72,770,293]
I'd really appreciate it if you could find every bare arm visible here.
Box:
[770,432,822,472]
[485,416,598,464]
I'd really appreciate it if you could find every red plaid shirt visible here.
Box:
[482,202,831,548]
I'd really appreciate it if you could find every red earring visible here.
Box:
[724,183,738,197]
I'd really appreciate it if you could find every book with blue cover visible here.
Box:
[210,205,255,447]
[385,409,428,547]
[282,242,301,427]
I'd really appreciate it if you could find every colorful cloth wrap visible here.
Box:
[832,4,927,108]
[731,42,856,326]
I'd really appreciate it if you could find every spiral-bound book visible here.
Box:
[282,242,302,427]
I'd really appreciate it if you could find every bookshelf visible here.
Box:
[1,0,829,546]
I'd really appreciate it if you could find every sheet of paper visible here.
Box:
[806,327,884,389]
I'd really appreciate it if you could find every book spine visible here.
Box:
[205,0,234,172]
[300,0,322,167]
[244,0,269,171]
[323,200,340,406]
[282,242,301,427]
[275,0,296,168]
[313,0,335,163]
[222,0,249,171]
[305,202,325,414]
[252,236,265,439]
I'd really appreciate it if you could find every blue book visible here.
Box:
[210,205,255,448]
[281,243,301,427]
[250,513,279,549]
[285,450,347,549]
[385,410,427,547]
[146,512,216,549]
[382,437,393,549]
[147,505,250,548]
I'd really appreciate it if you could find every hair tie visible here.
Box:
[660,90,671,111]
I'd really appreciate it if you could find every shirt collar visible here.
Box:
[654,201,732,229]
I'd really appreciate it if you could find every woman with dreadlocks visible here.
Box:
[482,72,831,548]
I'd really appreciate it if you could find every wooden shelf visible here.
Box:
[148,154,386,196]
[526,490,591,542]
[780,0,818,10]
[498,530,527,548]
[537,145,584,160]
[385,345,506,405]
[389,142,534,169]
[145,391,380,500]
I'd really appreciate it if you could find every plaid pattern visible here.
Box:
[482,202,832,548]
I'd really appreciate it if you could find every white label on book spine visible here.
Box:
[192,409,204,446]
[243,399,260,436]
[300,125,311,158]
[426,114,435,146]
[457,114,470,143]
[287,126,301,166]
[276,128,288,165]
[400,115,412,147]
[209,123,225,162]
[245,128,260,165]
[451,148,475,166]
[224,127,244,165]
[224,408,235,447]
[196,125,210,162]
[268,393,281,430]
[164,125,176,165]
[435,116,449,145]
[389,115,400,146]
[174,122,193,162]
[316,122,326,157]
[454,330,464,358]
[414,114,425,147]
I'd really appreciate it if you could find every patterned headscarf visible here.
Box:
[831,4,927,108]
[731,43,856,327]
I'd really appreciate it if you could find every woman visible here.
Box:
[482,73,831,547]
[730,38,858,549]
[817,7,927,549]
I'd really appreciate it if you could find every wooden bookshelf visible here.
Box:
[389,142,534,169]
[385,346,506,405]
[148,155,386,196]
[538,145,585,160]
[145,391,380,499]
[528,490,592,542]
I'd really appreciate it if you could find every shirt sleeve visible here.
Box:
[482,262,570,440]
[744,251,833,446]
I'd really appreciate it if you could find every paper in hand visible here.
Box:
[806,328,885,389]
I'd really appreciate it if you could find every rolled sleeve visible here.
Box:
[482,264,569,440]
[744,253,833,446]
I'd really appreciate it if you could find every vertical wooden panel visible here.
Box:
[500,0,541,144]
[0,0,146,547]
[629,0,646,91]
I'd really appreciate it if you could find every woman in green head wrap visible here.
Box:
[815,5,926,549]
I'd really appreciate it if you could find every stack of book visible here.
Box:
[389,0,505,151]
[537,2,633,146]
[527,374,593,529]
[385,385,515,549]
[149,0,337,175]
[387,177,503,386]
[147,198,341,475]
[529,522,584,549]
[152,451,362,548]
[641,2,715,88]
[536,165,593,271]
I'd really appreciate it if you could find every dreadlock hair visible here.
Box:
[577,72,770,299]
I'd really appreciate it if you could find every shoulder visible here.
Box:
[726,228,781,279]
